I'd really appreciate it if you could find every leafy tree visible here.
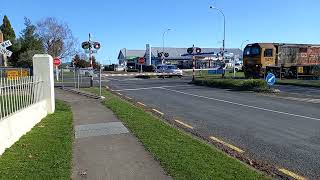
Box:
[0,15,16,66]
[91,56,101,69]
[73,54,89,68]
[0,15,16,42]
[15,18,44,67]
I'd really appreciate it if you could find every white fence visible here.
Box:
[0,54,55,155]
[0,76,44,120]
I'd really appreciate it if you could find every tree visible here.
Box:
[73,54,89,68]
[0,15,16,66]
[14,18,44,67]
[91,56,101,69]
[37,17,77,59]
[0,15,16,42]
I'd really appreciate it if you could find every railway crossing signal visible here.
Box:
[0,40,13,57]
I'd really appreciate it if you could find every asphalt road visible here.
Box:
[275,84,320,97]
[105,76,320,179]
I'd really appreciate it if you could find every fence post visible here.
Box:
[32,54,55,114]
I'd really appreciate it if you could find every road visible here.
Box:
[275,84,320,97]
[106,76,320,179]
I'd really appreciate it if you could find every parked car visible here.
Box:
[234,63,243,72]
[114,65,126,72]
[156,65,183,78]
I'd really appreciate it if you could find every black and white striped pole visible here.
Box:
[187,45,201,81]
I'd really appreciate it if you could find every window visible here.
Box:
[244,46,261,56]
[251,47,260,56]
[264,49,273,57]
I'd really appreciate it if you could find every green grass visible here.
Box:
[276,79,320,88]
[0,100,73,180]
[84,88,268,180]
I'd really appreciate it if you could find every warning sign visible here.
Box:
[6,70,19,80]
[20,70,29,77]
[297,67,304,74]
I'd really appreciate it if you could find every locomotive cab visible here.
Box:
[243,43,277,78]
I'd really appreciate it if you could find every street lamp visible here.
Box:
[210,6,226,64]
[162,28,171,64]
[241,40,249,51]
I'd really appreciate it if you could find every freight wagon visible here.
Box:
[243,43,320,79]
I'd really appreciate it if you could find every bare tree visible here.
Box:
[37,17,77,59]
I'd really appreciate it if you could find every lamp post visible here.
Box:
[162,28,171,65]
[210,6,225,63]
[241,40,249,51]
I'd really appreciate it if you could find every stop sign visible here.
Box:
[138,57,145,64]
[53,57,61,66]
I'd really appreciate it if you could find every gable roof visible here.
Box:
[118,49,146,60]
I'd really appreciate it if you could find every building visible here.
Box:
[118,44,242,69]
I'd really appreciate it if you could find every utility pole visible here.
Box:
[162,28,171,65]
[89,33,93,87]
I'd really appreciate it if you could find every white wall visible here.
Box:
[0,101,47,155]
[0,54,55,156]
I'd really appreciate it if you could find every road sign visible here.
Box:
[266,73,276,86]
[0,40,13,57]
[138,57,145,64]
[6,70,19,80]
[208,69,225,74]
[53,57,61,66]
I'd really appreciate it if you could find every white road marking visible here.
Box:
[162,88,320,121]
[137,102,147,107]
[152,109,164,115]
[175,120,194,129]
[113,85,192,92]
[125,96,132,100]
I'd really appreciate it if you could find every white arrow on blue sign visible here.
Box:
[266,73,276,86]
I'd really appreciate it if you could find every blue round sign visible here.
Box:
[266,73,276,86]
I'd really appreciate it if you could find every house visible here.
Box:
[117,44,242,69]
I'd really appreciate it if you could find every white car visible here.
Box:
[156,65,183,77]
[114,65,126,72]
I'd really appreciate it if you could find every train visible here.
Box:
[243,43,320,79]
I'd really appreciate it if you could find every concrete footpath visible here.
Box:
[55,89,171,180]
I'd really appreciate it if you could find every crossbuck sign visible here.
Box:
[0,40,13,57]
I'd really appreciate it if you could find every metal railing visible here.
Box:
[0,76,44,120]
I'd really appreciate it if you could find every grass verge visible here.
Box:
[192,78,269,92]
[0,100,73,179]
[84,88,268,180]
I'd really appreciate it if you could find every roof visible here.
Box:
[118,49,146,60]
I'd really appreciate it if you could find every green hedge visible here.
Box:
[192,79,268,91]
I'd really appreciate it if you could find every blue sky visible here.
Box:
[2,0,320,64]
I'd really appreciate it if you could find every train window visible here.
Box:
[251,47,260,56]
[244,46,260,56]
[244,47,251,55]
[264,49,273,57]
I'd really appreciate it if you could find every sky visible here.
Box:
[1,0,320,64]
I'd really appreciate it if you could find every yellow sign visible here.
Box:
[297,67,304,74]
[6,70,19,80]
[20,70,29,77]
